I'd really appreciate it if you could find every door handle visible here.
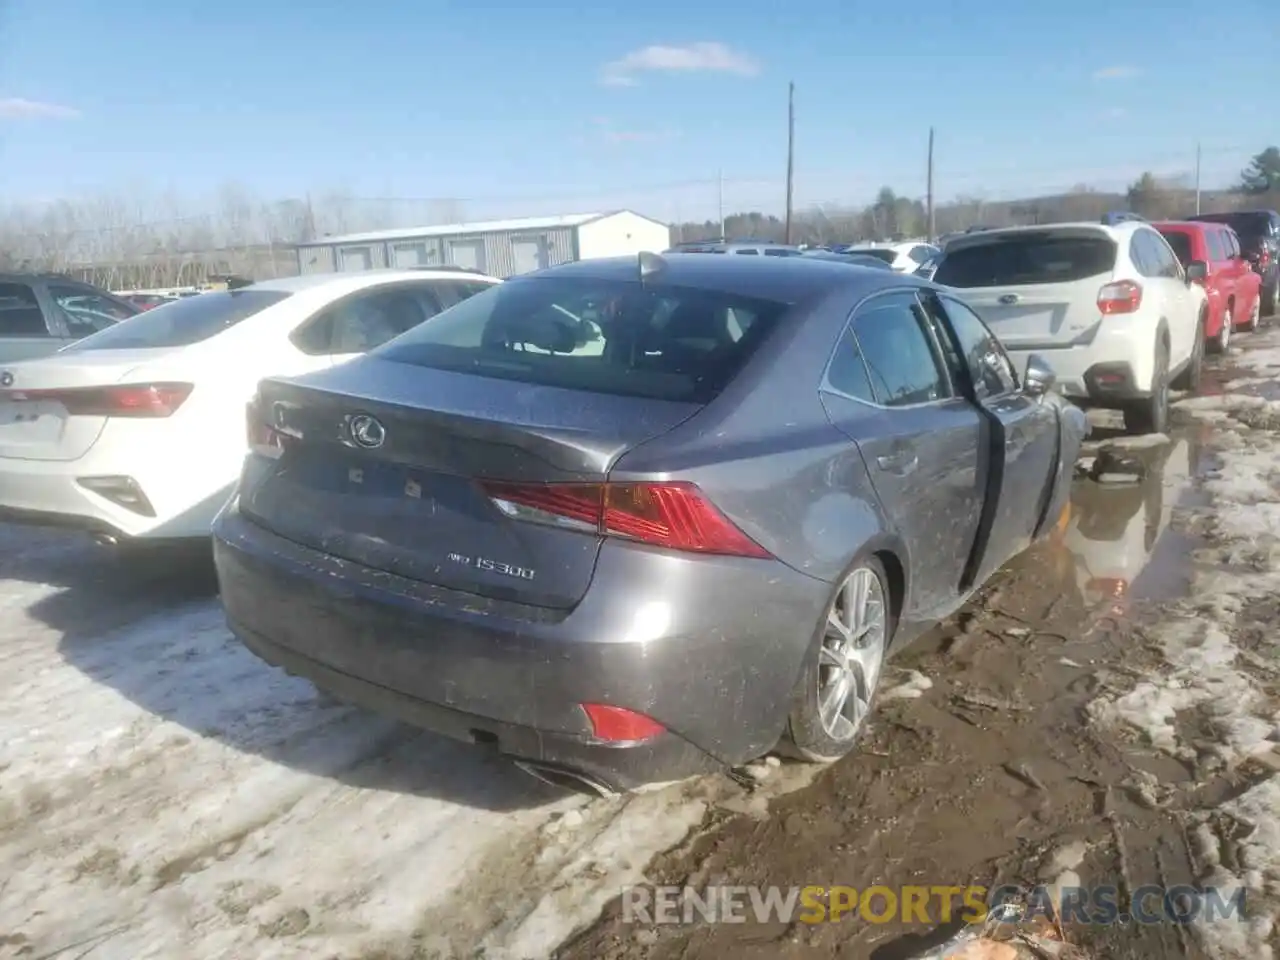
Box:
[876,451,919,476]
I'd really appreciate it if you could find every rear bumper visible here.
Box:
[212,498,831,790]
[1005,343,1152,405]
[0,449,235,540]
[0,460,147,538]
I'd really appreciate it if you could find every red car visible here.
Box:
[1154,220,1261,353]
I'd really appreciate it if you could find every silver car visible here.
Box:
[213,253,1086,792]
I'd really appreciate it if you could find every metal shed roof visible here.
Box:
[299,211,658,248]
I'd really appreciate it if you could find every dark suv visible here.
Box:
[0,273,138,363]
[1188,210,1280,316]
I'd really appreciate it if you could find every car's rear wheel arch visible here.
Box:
[873,547,906,631]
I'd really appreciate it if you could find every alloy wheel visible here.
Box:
[816,567,887,741]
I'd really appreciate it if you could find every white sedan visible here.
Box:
[0,268,500,543]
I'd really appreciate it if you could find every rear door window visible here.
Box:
[0,283,51,337]
[59,288,291,351]
[934,234,1117,287]
[846,293,951,406]
[1205,230,1227,263]
[374,276,788,403]
[1145,232,1182,278]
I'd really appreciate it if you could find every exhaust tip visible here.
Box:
[513,760,618,799]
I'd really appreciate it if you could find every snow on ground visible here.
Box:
[1089,330,1280,960]
[0,536,811,960]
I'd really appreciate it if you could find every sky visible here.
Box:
[0,0,1274,225]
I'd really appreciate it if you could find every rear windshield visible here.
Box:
[856,249,897,264]
[1158,231,1194,267]
[60,289,291,351]
[934,234,1117,287]
[373,276,789,403]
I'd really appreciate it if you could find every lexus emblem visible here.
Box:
[348,414,386,449]
[998,294,1020,306]
[0,372,12,387]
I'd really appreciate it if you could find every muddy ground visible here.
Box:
[3,342,1278,960]
[557,348,1280,960]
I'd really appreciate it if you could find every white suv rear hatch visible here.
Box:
[934,226,1120,351]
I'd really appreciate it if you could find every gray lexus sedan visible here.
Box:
[212,253,1086,792]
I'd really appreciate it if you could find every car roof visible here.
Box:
[247,269,499,294]
[1151,220,1230,232]
[518,252,917,303]
[941,220,1144,255]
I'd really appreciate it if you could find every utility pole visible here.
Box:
[784,82,795,244]
[717,169,726,239]
[1194,142,1202,215]
[926,127,936,243]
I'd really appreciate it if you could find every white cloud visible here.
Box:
[600,42,760,87]
[0,97,80,120]
[1092,65,1140,80]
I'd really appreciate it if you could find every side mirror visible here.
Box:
[1023,354,1056,397]
[1185,260,1208,283]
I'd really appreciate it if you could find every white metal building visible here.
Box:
[295,211,672,279]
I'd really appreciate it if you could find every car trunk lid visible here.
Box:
[240,358,701,609]
[935,227,1118,350]
[0,348,184,461]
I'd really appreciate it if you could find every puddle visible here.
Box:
[1198,360,1280,400]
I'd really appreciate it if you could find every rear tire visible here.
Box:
[1207,304,1231,355]
[783,558,894,762]
[1244,295,1261,333]
[1123,340,1170,436]
[1265,280,1279,318]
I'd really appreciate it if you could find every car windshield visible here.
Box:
[934,234,1117,287]
[1158,231,1194,267]
[59,289,292,351]
[373,276,789,403]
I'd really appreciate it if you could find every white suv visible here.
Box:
[933,215,1209,434]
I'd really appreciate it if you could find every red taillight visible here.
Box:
[2,382,192,417]
[1098,280,1143,315]
[246,397,290,459]
[479,480,772,559]
[581,703,666,743]
[1260,252,1272,268]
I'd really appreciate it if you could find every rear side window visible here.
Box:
[1158,231,1194,267]
[373,276,788,403]
[735,248,760,255]
[934,234,1117,288]
[846,293,950,406]
[0,283,50,337]
[60,289,291,352]
[763,248,802,257]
